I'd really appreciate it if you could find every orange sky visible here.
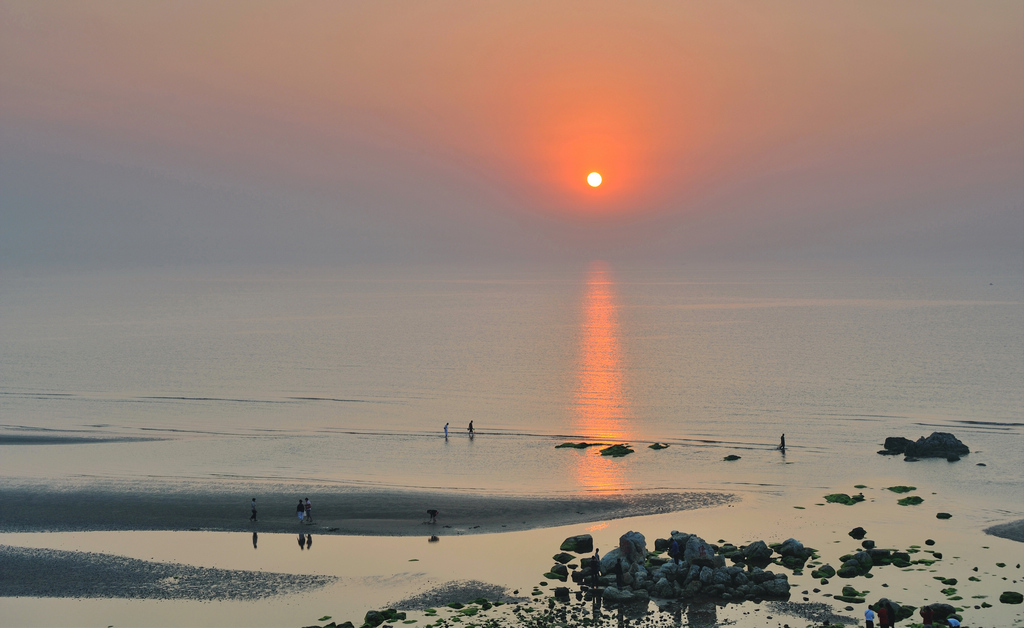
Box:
[1,1,1021,265]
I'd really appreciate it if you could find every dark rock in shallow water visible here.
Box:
[881,432,969,459]
[599,444,634,457]
[742,540,774,565]
[936,512,952,519]
[560,534,594,554]
[723,454,741,461]
[1001,591,1024,604]
[861,540,875,549]
[849,527,867,540]
[882,437,914,454]
[924,602,957,620]
[552,552,575,564]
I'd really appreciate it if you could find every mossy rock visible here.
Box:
[723,454,741,461]
[811,564,836,579]
[543,571,567,582]
[446,602,464,609]
[599,444,634,457]
[824,493,864,506]
[834,595,865,603]
[552,552,574,564]
[886,486,916,493]
[1001,591,1024,604]
[898,496,924,506]
[854,485,868,489]
[842,586,867,598]
[556,442,599,449]
[649,443,669,450]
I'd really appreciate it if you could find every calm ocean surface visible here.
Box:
[2,263,1021,510]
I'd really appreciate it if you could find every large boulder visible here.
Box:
[684,535,716,567]
[618,531,647,564]
[924,603,957,620]
[742,540,774,565]
[903,432,970,458]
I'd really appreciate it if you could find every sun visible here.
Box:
[587,172,602,187]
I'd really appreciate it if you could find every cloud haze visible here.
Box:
[2,1,1021,268]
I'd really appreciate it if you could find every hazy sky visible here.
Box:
[2,1,1022,268]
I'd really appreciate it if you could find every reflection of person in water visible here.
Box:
[252,531,258,549]
[298,533,305,549]
[428,535,440,543]
[305,533,312,549]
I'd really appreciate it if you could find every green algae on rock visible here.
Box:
[897,496,924,506]
[824,493,865,505]
[886,486,916,493]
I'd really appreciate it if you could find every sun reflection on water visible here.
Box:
[570,261,634,493]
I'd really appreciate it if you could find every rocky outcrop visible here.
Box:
[878,432,969,459]
[572,530,790,606]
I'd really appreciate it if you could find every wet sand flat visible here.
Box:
[0,485,735,536]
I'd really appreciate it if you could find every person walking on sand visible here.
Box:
[250,497,257,522]
[468,420,474,436]
[444,423,449,439]
[864,607,876,628]
[305,498,312,523]
[297,500,305,523]
[778,434,786,451]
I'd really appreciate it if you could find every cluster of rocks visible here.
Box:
[878,432,969,461]
[561,530,792,606]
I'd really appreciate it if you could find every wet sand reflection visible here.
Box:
[571,262,634,493]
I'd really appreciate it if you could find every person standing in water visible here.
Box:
[297,500,305,523]
[778,434,786,451]
[304,498,312,523]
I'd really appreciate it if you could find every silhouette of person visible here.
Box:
[427,509,438,524]
[778,434,786,451]
[305,533,312,549]
[297,500,305,523]
[252,531,258,549]
[298,533,305,549]
[468,421,474,437]
[444,423,449,439]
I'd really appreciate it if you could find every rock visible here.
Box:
[923,602,957,620]
[761,577,790,598]
[742,540,774,565]
[811,564,836,579]
[861,539,875,549]
[838,559,860,578]
[903,432,970,458]
[652,577,674,598]
[553,586,570,598]
[560,534,594,554]
[649,443,669,450]
[936,512,952,519]
[925,539,935,545]
[1001,591,1024,604]
[617,531,647,564]
[897,496,924,506]
[849,527,867,540]
[550,564,568,576]
[873,598,903,624]
[553,552,575,564]
[723,454,741,461]
[946,453,960,462]
[363,611,385,627]
[684,536,716,567]
[698,566,713,584]
[654,538,670,552]
[599,444,634,457]
[882,436,914,454]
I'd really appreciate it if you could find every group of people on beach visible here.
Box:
[443,421,474,439]
[865,604,959,627]
[247,497,313,524]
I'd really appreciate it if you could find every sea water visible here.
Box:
[1,262,1021,511]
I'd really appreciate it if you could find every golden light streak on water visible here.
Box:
[570,261,634,493]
